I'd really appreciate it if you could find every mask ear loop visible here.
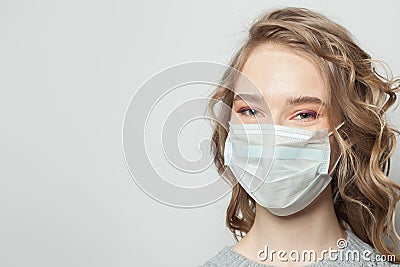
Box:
[328,121,346,203]
[328,121,345,137]
[331,153,343,203]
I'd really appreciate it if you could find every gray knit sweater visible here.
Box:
[200,229,399,266]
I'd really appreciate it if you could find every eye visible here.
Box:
[237,107,264,117]
[292,110,318,121]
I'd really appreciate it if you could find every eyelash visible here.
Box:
[237,107,319,121]
[292,110,318,121]
[237,107,264,117]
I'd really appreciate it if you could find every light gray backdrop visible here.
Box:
[1,0,399,266]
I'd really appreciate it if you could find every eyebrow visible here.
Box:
[233,93,325,106]
[233,93,264,103]
[286,95,325,106]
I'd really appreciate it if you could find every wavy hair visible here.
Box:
[208,7,400,262]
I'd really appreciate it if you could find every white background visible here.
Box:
[1,0,399,266]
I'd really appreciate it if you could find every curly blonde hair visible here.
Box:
[208,7,400,262]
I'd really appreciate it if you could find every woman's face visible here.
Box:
[231,43,340,172]
[231,43,330,132]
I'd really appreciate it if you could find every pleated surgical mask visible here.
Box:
[224,121,345,216]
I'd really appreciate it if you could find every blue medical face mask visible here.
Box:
[224,121,345,216]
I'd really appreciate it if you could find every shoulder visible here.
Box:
[199,245,262,267]
[337,229,399,266]
[198,231,399,267]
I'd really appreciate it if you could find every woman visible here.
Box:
[202,7,400,267]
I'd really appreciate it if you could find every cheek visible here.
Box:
[229,110,242,123]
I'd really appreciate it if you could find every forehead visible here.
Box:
[235,43,327,103]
